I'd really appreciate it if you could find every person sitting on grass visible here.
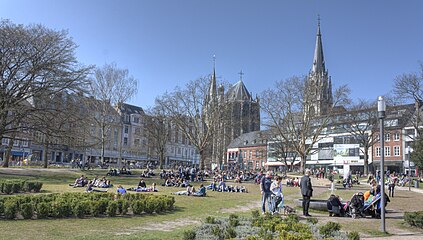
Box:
[173,185,194,195]
[192,184,206,197]
[86,181,108,193]
[138,178,147,188]
[117,185,127,195]
[70,175,88,187]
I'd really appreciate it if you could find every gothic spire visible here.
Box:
[312,16,325,74]
[208,55,217,104]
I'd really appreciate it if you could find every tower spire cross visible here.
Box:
[238,70,244,81]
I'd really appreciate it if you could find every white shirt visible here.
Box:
[270,180,283,197]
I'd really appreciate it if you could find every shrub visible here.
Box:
[20,203,34,219]
[131,200,145,215]
[225,227,237,239]
[107,201,118,217]
[91,201,102,217]
[211,225,223,238]
[229,214,240,227]
[117,199,129,215]
[73,201,91,218]
[205,216,216,224]
[36,202,50,219]
[51,201,73,218]
[3,182,14,194]
[4,201,18,219]
[11,182,22,193]
[319,221,341,238]
[97,198,109,215]
[348,231,360,240]
[145,197,158,214]
[0,201,4,215]
[307,217,318,225]
[404,211,423,228]
[33,182,43,193]
[182,229,196,240]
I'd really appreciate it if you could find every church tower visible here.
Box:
[307,17,333,116]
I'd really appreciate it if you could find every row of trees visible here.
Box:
[0,20,138,168]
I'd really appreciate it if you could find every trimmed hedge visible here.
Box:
[0,192,175,220]
[404,211,423,228]
[0,180,43,194]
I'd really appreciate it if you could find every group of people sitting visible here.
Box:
[70,175,112,189]
[106,168,132,176]
[173,184,206,197]
[162,176,190,188]
[207,179,248,193]
[69,175,89,187]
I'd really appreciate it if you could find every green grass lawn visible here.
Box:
[0,168,422,239]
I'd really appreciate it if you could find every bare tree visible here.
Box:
[156,76,220,170]
[0,20,91,167]
[393,63,423,137]
[145,105,170,169]
[340,99,379,175]
[261,76,350,173]
[89,63,138,166]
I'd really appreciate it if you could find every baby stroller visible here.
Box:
[363,192,390,218]
[345,192,365,219]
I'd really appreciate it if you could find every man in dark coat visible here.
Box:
[300,169,313,216]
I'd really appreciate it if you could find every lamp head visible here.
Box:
[378,96,386,119]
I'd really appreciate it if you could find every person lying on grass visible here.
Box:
[172,184,206,197]
[127,183,158,192]
[86,181,108,193]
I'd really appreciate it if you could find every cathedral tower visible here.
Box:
[307,18,333,116]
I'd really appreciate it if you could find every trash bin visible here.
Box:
[414,180,420,188]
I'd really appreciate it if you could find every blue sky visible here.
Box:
[1,0,423,108]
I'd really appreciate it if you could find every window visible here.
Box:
[124,126,129,134]
[249,150,252,159]
[394,132,400,141]
[123,137,128,146]
[124,114,130,123]
[135,127,141,135]
[376,147,381,157]
[133,117,139,123]
[385,146,391,156]
[385,133,390,142]
[394,146,400,156]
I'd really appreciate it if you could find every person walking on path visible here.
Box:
[260,171,273,214]
[388,173,397,197]
[300,169,313,217]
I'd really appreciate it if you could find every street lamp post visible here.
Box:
[377,96,386,233]
[408,145,411,191]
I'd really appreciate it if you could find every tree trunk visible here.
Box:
[300,155,306,174]
[159,151,164,170]
[2,138,14,167]
[199,149,205,170]
[43,142,49,168]
[363,147,369,176]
